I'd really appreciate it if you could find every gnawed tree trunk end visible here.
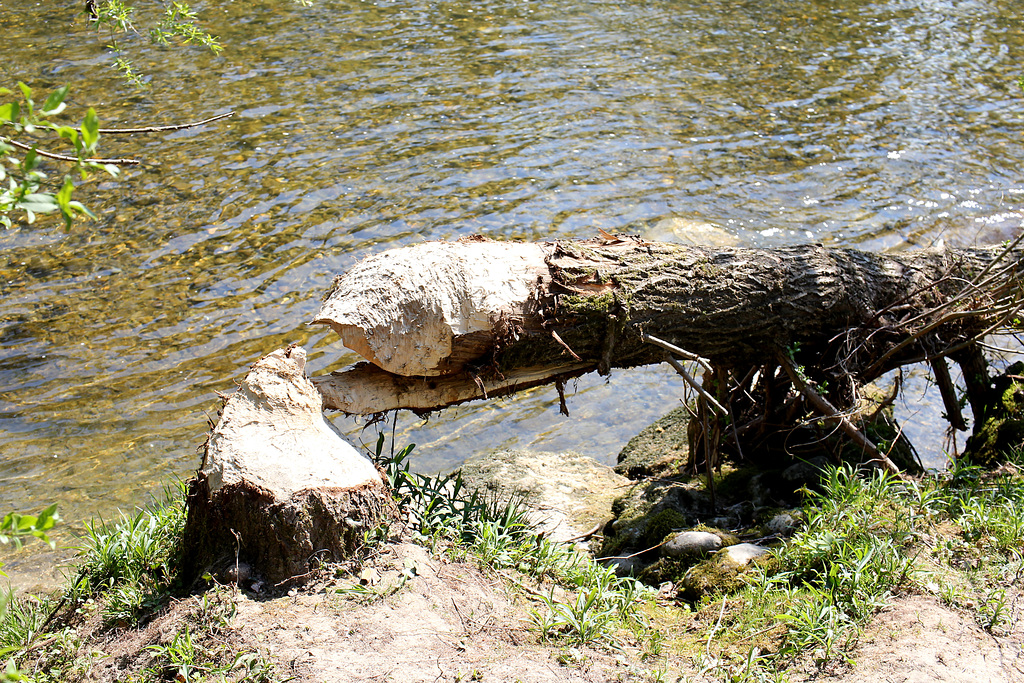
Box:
[181,346,393,586]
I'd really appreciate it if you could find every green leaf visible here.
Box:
[56,125,79,144]
[56,177,77,230]
[40,85,69,117]
[17,193,59,214]
[81,107,100,152]
[3,659,28,682]
[23,147,39,172]
[0,102,18,124]
[66,200,96,220]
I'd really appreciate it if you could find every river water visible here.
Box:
[1,0,1023,583]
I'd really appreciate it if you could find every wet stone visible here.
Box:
[663,530,723,559]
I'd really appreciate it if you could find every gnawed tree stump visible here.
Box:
[182,346,393,586]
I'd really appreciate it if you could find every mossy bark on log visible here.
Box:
[181,346,393,586]
[313,237,1022,416]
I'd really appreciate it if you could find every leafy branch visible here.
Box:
[0,82,233,229]
[87,0,224,87]
[0,83,114,229]
[0,505,60,552]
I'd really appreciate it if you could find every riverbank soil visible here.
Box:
[14,426,1024,682]
[73,536,1022,683]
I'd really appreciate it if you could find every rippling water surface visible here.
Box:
[1,0,1022,582]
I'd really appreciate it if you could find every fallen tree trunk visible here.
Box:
[313,236,1024,417]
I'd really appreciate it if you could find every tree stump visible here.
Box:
[181,346,393,586]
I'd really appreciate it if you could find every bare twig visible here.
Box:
[659,351,728,416]
[777,351,902,476]
[864,297,1021,377]
[866,369,902,424]
[0,135,141,165]
[643,333,714,374]
[550,329,581,361]
[931,356,967,431]
[563,523,602,544]
[965,232,1024,291]
[98,111,234,134]
[595,537,673,562]
[707,597,728,658]
[0,112,235,167]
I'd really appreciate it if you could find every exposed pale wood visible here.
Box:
[312,239,551,376]
[182,346,392,584]
[311,238,1022,417]
[313,360,594,414]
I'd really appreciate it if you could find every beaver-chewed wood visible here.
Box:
[181,346,393,586]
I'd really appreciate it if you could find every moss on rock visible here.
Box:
[680,545,770,603]
[964,363,1024,467]
[614,405,690,479]
[601,477,710,559]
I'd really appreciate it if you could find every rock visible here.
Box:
[601,478,711,561]
[604,556,642,577]
[964,363,1024,467]
[748,458,830,507]
[181,346,393,585]
[458,449,629,544]
[663,531,723,559]
[781,456,831,486]
[681,543,769,601]
[765,511,801,536]
[614,405,690,479]
[721,543,768,566]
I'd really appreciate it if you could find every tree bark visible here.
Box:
[312,236,1023,416]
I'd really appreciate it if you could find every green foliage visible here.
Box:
[68,483,186,625]
[0,504,62,682]
[94,586,277,683]
[0,506,60,553]
[88,0,223,87]
[0,83,118,229]
[692,457,1024,678]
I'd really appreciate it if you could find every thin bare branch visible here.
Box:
[642,333,714,375]
[97,111,234,134]
[777,351,902,476]
[662,353,728,416]
[0,135,141,165]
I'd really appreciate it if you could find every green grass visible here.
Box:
[0,484,281,683]
[691,454,1024,680]
[369,434,656,649]
[1,442,1021,682]
[66,483,187,627]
